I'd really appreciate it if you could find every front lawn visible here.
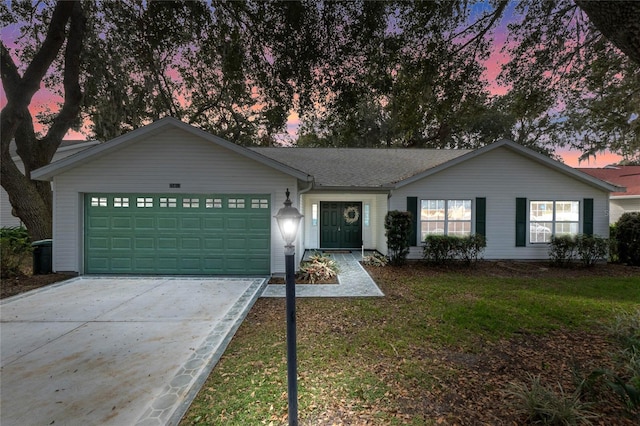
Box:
[181,262,640,425]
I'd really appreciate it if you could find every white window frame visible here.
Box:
[529,200,580,243]
[420,199,472,240]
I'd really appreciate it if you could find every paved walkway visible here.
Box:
[261,251,384,298]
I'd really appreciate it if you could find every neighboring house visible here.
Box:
[31,117,621,276]
[1,140,100,228]
[577,166,639,224]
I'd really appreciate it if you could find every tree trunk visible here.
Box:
[0,1,86,241]
[575,0,640,65]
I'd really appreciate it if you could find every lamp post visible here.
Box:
[274,188,304,426]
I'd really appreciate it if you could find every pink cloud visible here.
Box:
[557,148,622,167]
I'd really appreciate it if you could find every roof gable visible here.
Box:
[394,140,622,193]
[31,117,311,181]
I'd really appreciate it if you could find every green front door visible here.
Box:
[320,202,363,249]
[85,193,270,275]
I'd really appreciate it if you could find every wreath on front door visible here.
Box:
[343,206,360,224]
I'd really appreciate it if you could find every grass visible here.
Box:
[180,265,640,425]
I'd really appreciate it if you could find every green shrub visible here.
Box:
[548,235,576,267]
[615,213,640,266]
[423,234,458,263]
[299,252,339,283]
[575,234,609,267]
[0,227,32,278]
[506,373,598,425]
[384,210,413,266]
[423,234,486,265]
[609,224,619,263]
[580,310,640,411]
[458,234,487,266]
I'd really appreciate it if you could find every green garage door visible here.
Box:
[85,194,271,275]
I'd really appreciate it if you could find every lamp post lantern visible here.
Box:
[274,188,303,426]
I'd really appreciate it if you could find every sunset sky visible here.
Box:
[0,4,624,168]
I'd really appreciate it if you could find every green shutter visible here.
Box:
[475,198,486,237]
[583,198,594,235]
[407,197,418,246]
[515,198,527,247]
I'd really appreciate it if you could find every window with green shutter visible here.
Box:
[516,198,527,247]
[407,197,418,246]
[583,198,594,235]
[475,198,486,237]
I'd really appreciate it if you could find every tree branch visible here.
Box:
[451,0,509,56]
[42,1,86,156]
[19,0,76,105]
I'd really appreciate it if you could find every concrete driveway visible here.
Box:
[0,276,266,426]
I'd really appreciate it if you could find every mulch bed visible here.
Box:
[1,273,77,299]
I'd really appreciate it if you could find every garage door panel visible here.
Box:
[156,257,178,270]
[158,238,178,250]
[181,238,201,249]
[226,217,247,230]
[249,217,270,229]
[157,217,178,230]
[85,193,270,275]
[248,237,270,250]
[87,257,109,271]
[111,257,133,270]
[204,237,224,250]
[87,237,109,250]
[203,217,224,230]
[180,217,201,230]
[112,216,133,229]
[135,238,154,249]
[89,216,109,229]
[111,237,132,249]
[203,257,224,270]
[133,219,154,231]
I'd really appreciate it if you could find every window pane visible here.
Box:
[448,221,471,236]
[421,221,445,240]
[530,222,553,243]
[421,200,444,220]
[555,222,578,235]
[448,200,471,220]
[530,201,553,221]
[556,201,579,222]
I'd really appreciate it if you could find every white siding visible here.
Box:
[51,128,298,274]
[0,189,22,227]
[391,147,611,260]
[300,192,388,253]
[610,198,640,223]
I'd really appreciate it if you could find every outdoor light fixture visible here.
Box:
[274,188,304,426]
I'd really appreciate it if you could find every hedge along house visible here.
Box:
[32,117,622,276]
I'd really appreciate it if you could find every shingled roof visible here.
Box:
[577,166,639,196]
[252,148,471,188]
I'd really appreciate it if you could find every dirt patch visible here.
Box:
[1,273,76,299]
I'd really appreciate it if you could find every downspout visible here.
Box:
[296,176,314,263]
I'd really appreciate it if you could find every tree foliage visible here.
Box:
[1,0,639,239]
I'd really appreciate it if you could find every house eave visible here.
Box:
[31,117,313,182]
[307,185,394,193]
[393,139,622,193]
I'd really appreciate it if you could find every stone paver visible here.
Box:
[261,251,384,297]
